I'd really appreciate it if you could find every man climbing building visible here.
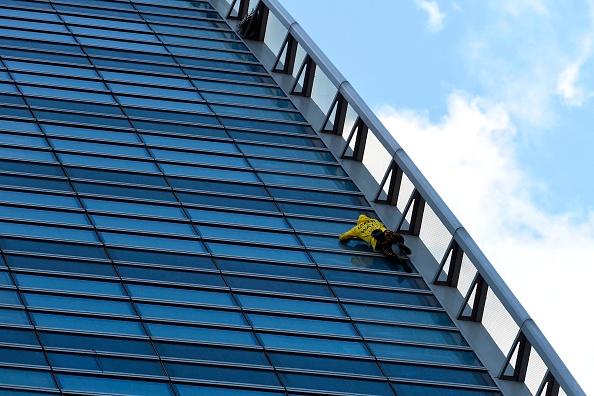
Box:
[339,214,412,271]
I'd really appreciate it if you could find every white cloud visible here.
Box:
[415,0,446,33]
[377,92,594,394]
[556,2,594,106]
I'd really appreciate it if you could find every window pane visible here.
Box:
[344,303,453,327]
[164,362,280,387]
[390,383,501,396]
[91,214,196,236]
[4,254,116,276]
[268,351,382,377]
[116,264,224,287]
[13,273,125,296]
[356,322,466,346]
[368,342,481,366]
[187,209,288,228]
[126,283,234,306]
[47,352,164,376]
[108,247,216,270]
[0,367,55,389]
[100,232,205,252]
[146,322,257,346]
[23,293,135,316]
[382,362,495,387]
[38,331,155,356]
[154,341,269,366]
[236,294,345,317]
[258,333,370,356]
[206,242,311,263]
[31,312,145,335]
[247,313,357,336]
[56,374,174,396]
[136,303,246,326]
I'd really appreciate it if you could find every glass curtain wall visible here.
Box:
[0,0,502,395]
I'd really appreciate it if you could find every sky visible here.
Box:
[278,0,594,394]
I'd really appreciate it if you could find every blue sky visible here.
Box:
[279,0,594,393]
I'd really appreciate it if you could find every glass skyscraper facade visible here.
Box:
[0,1,579,396]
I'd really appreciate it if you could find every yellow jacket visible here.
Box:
[338,214,388,249]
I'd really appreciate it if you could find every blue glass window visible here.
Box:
[369,342,480,366]
[93,57,184,75]
[158,35,247,51]
[136,303,246,326]
[0,175,71,192]
[278,372,394,395]
[38,331,155,356]
[0,17,67,32]
[193,79,284,97]
[100,232,206,253]
[48,352,164,376]
[197,225,300,246]
[175,56,266,73]
[0,221,98,242]
[333,285,440,307]
[0,238,108,259]
[154,341,269,366]
[82,198,184,218]
[33,110,131,128]
[206,242,312,263]
[239,144,335,162]
[0,133,46,149]
[258,172,358,191]
[71,25,161,43]
[13,72,106,91]
[20,86,115,103]
[175,384,284,396]
[0,189,80,208]
[287,217,352,234]
[259,333,370,356]
[59,154,158,173]
[247,314,358,336]
[187,208,288,228]
[0,288,20,305]
[0,119,41,133]
[108,82,201,100]
[344,303,453,327]
[236,294,345,317]
[73,181,176,202]
[42,123,140,143]
[216,258,321,280]
[31,312,145,335]
[108,247,216,270]
[356,322,466,346]
[322,268,428,290]
[164,362,280,386]
[227,275,333,298]
[249,158,347,177]
[161,163,258,183]
[61,15,152,32]
[56,374,174,396]
[132,120,229,139]
[382,362,495,387]
[0,367,55,389]
[52,3,139,18]
[268,351,382,377]
[390,383,501,396]
[0,307,30,325]
[4,254,116,277]
[0,146,55,162]
[124,107,219,125]
[66,167,169,187]
[4,60,98,78]
[141,134,238,153]
[117,95,210,113]
[0,327,39,346]
[146,322,257,346]
[0,346,47,366]
[100,70,192,88]
[23,293,135,316]
[279,203,373,220]
[184,68,275,85]
[126,283,234,306]
[0,206,89,225]
[141,13,227,29]
[184,190,269,209]
[92,214,196,236]
[51,138,148,157]
[170,178,268,197]
[211,105,305,122]
[13,273,125,296]
[116,264,224,287]
[150,148,248,167]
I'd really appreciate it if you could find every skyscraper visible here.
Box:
[0,0,584,395]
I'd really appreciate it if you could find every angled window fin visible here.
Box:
[499,331,532,383]
[396,189,425,236]
[322,92,348,135]
[536,371,560,396]
[291,55,316,97]
[457,273,489,322]
[340,117,368,162]
[273,34,298,74]
[433,238,464,286]
[374,160,403,206]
